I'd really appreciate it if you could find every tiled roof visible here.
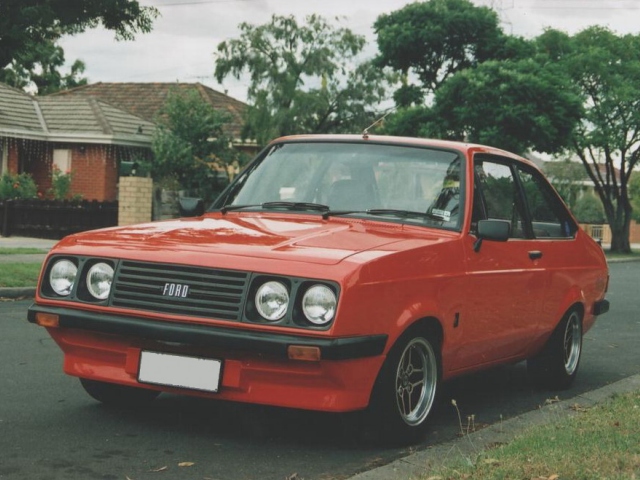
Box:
[0,83,42,133]
[50,82,248,141]
[0,82,155,147]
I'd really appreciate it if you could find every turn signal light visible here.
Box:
[35,312,60,328]
[287,345,321,362]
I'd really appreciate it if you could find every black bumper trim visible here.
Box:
[593,299,610,316]
[27,305,388,361]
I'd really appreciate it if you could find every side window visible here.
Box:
[517,167,576,238]
[473,159,526,238]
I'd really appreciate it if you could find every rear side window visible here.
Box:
[516,167,576,238]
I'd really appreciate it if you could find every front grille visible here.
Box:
[111,261,249,321]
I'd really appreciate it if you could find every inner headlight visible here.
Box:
[86,262,114,300]
[302,285,336,325]
[49,259,78,296]
[255,281,289,321]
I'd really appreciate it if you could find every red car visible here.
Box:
[29,135,609,443]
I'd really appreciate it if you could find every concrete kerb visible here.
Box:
[349,374,640,480]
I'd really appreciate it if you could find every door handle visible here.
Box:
[528,250,543,260]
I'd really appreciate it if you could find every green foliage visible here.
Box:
[0,173,38,200]
[0,0,158,93]
[543,159,589,209]
[47,166,77,200]
[0,39,87,94]
[151,89,236,203]
[427,59,583,154]
[374,0,508,95]
[573,193,606,224]
[554,26,640,252]
[215,14,391,145]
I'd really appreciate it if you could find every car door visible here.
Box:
[454,155,546,370]
[513,163,580,337]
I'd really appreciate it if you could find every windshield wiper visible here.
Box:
[323,208,446,221]
[262,201,330,212]
[220,202,330,215]
[219,204,262,214]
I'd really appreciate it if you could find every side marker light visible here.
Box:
[36,313,60,328]
[287,345,321,362]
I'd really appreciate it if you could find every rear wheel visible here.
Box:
[80,379,160,407]
[528,309,583,390]
[367,328,440,444]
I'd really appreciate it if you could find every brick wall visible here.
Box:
[118,176,153,226]
[70,145,118,201]
[631,221,640,244]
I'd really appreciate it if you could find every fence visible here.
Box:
[0,199,118,239]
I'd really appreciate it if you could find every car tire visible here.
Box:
[527,308,583,390]
[80,378,160,407]
[367,327,441,445]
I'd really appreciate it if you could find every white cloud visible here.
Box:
[58,0,640,102]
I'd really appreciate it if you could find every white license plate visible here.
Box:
[138,351,222,393]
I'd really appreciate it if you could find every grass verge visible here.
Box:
[423,391,640,480]
[0,263,43,288]
[0,247,46,255]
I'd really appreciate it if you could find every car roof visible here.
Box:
[271,134,536,169]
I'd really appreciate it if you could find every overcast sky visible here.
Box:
[59,0,640,102]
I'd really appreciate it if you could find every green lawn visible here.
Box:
[422,391,640,480]
[0,247,47,255]
[0,263,43,288]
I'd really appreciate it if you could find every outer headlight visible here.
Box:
[49,259,78,296]
[86,262,114,300]
[255,281,289,321]
[302,284,336,325]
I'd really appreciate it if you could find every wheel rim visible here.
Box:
[395,337,438,426]
[563,312,582,375]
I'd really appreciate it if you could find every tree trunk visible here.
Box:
[608,209,632,254]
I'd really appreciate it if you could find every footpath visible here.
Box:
[1,235,640,480]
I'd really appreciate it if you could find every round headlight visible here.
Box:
[302,285,336,325]
[255,281,289,321]
[86,262,114,300]
[49,259,78,296]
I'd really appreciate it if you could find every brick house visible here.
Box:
[0,82,155,201]
[50,82,256,156]
[1,82,253,202]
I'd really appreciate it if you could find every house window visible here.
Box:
[53,149,71,173]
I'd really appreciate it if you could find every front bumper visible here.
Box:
[28,304,388,412]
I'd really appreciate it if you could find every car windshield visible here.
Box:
[220,141,464,230]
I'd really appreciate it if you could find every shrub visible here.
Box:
[0,172,38,200]
[48,165,77,200]
[573,193,606,224]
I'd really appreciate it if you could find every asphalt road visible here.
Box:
[1,261,638,480]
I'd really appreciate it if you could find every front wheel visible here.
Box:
[80,378,160,407]
[367,329,440,444]
[527,309,583,390]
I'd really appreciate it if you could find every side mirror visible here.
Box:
[179,197,205,217]
[474,219,510,252]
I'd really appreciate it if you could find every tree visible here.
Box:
[214,14,391,145]
[374,0,512,97]
[543,159,589,210]
[151,90,238,203]
[0,0,158,92]
[556,27,640,253]
[391,59,583,155]
[0,0,158,68]
[0,39,87,94]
